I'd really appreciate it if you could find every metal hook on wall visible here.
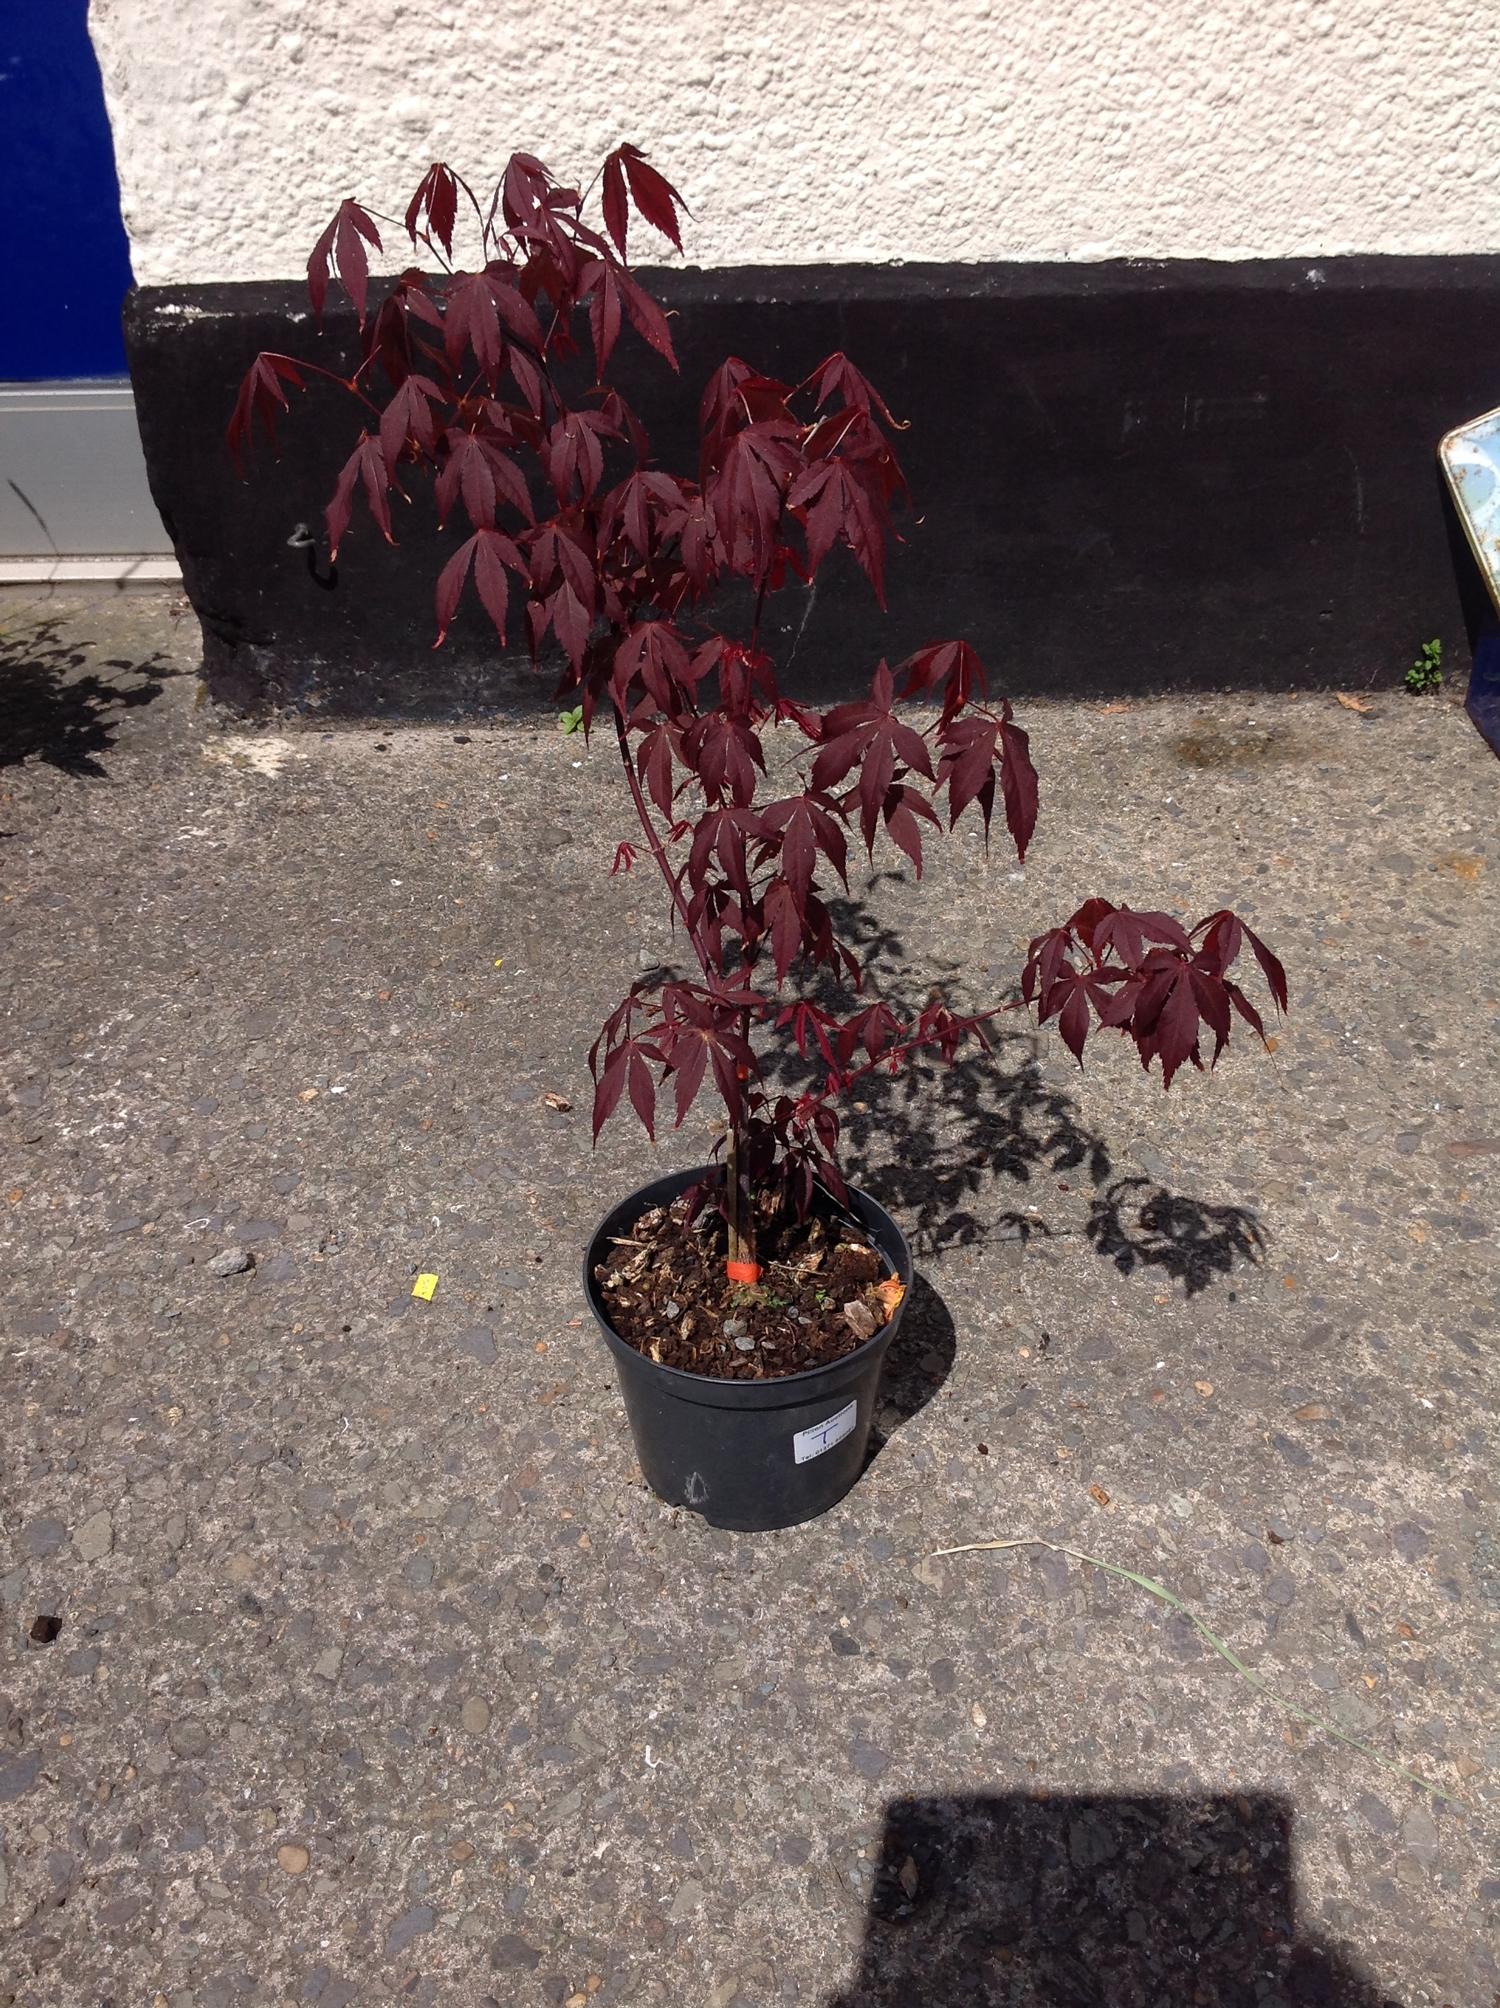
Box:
[286,522,338,592]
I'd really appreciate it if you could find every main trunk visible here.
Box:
[725,1120,749,1269]
[613,702,760,1280]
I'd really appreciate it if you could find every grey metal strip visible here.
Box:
[0,379,174,560]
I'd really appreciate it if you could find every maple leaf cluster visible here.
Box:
[230,146,1289,1229]
[1020,902,1288,1088]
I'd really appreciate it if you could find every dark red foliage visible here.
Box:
[1020,901,1287,1088]
[226,352,305,471]
[230,145,1289,1226]
[307,200,383,324]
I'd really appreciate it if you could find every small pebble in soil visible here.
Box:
[663,1300,681,1318]
[734,1335,756,1352]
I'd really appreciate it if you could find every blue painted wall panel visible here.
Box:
[0,0,134,380]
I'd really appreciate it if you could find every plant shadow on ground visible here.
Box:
[825,1793,1396,2007]
[0,613,167,778]
[768,886,1266,1295]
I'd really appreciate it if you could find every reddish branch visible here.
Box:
[230,146,1289,1271]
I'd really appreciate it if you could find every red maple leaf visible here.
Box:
[307,201,383,325]
[325,435,396,560]
[433,527,522,645]
[404,163,460,256]
[226,353,305,470]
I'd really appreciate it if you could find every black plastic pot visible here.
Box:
[584,1165,912,1532]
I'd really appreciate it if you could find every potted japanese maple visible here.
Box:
[231,147,1288,1530]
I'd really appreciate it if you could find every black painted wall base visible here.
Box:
[123,257,1497,716]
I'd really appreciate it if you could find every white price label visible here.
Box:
[793,1399,858,1464]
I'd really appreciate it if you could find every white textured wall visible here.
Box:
[92,0,1500,286]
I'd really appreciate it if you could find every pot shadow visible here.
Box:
[863,1271,955,1468]
[0,614,167,777]
[769,885,1266,1299]
[825,1792,1398,2006]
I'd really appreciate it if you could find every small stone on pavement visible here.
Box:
[73,1511,113,1563]
[384,1903,437,1957]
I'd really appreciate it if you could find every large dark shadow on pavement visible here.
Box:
[0,613,166,777]
[828,1794,1396,2006]
[768,887,1266,1296]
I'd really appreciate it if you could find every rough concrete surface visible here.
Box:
[0,590,1496,2006]
[92,0,1500,284]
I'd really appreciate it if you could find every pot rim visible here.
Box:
[582,1163,912,1394]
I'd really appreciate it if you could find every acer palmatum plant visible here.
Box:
[230,146,1289,1290]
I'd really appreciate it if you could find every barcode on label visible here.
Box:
[793,1399,858,1464]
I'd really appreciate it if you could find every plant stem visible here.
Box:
[722,506,796,1276]
[725,1122,747,1269]
[612,706,704,969]
[265,354,385,421]
[611,704,755,1268]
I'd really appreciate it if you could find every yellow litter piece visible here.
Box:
[411,1272,439,1302]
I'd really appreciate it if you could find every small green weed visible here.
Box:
[559,705,584,733]
[1404,638,1442,694]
